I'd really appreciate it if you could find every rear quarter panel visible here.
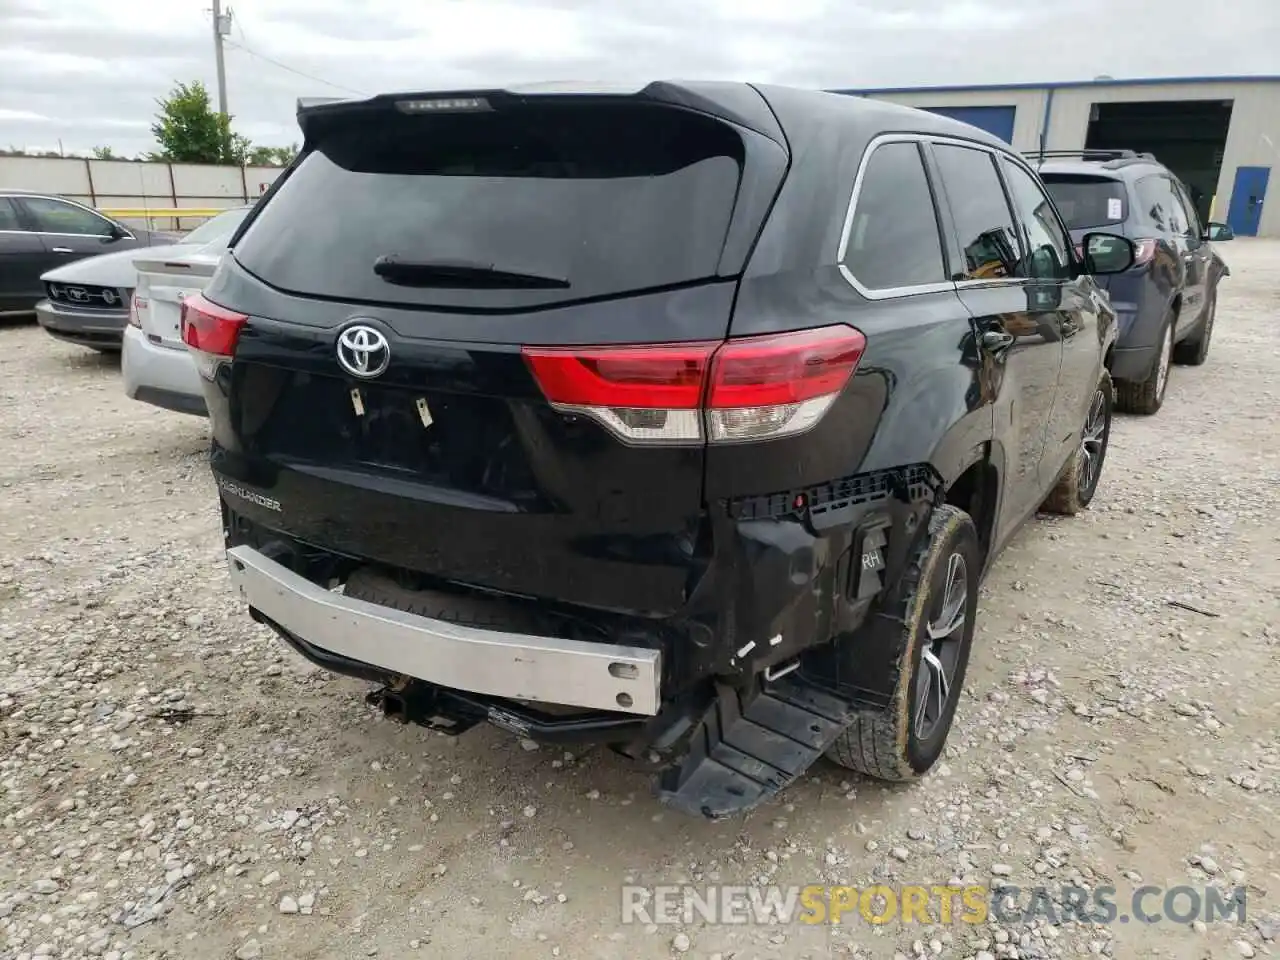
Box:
[717,266,992,496]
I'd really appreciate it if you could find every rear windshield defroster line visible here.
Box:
[232,101,748,310]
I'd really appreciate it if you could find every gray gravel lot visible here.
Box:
[1,241,1278,960]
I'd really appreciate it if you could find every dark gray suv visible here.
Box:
[1033,150,1232,415]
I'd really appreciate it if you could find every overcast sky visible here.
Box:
[2,0,1277,157]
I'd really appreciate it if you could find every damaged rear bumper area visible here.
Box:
[227,544,662,716]
[224,461,945,818]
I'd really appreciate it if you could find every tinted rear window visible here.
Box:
[1040,175,1128,230]
[183,207,249,248]
[841,141,947,290]
[232,103,746,309]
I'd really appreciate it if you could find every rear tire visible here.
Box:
[1173,291,1215,366]
[825,505,980,782]
[1042,370,1113,516]
[1115,316,1173,415]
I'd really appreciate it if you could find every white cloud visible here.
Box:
[0,0,1276,157]
[0,108,50,123]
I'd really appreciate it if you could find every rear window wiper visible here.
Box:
[373,255,569,289]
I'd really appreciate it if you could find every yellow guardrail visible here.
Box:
[99,208,227,218]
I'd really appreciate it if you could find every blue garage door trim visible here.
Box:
[922,106,1017,144]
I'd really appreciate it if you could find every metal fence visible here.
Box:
[0,156,286,231]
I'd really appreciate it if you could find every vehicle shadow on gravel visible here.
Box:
[61,348,120,369]
[319,681,917,835]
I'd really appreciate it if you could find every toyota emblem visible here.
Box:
[336,323,391,378]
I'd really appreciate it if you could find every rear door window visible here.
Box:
[21,197,114,236]
[1169,179,1202,239]
[841,140,947,291]
[1134,175,1185,235]
[1000,160,1072,280]
[931,144,1022,281]
[0,197,24,231]
[232,103,747,309]
[1040,175,1128,230]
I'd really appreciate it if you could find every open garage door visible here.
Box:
[923,106,1016,144]
[1084,99,1232,226]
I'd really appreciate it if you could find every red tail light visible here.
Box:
[706,326,866,442]
[1131,238,1158,267]
[128,293,145,329]
[522,324,865,444]
[180,293,248,357]
[523,342,714,442]
[521,343,715,409]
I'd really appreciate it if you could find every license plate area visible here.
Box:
[247,368,538,501]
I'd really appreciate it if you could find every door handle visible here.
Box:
[51,246,74,254]
[980,330,1015,354]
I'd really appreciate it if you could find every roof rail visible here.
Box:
[1026,148,1158,162]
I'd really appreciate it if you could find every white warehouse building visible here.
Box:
[833,75,1279,238]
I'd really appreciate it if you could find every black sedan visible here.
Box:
[0,190,178,317]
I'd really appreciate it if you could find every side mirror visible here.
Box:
[106,221,129,241]
[1205,221,1233,242]
[1081,232,1136,275]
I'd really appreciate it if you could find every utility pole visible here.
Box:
[212,0,231,117]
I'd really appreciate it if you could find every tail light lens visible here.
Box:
[523,324,866,445]
[706,326,866,442]
[522,342,714,443]
[180,293,248,380]
[128,293,145,329]
[1131,238,1158,267]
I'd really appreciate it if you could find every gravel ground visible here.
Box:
[2,241,1278,960]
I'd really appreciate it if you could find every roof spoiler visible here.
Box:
[296,96,352,113]
[292,82,786,146]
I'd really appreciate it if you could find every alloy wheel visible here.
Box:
[1080,387,1108,498]
[914,553,968,740]
[1155,325,1173,399]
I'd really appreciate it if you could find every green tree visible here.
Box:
[248,143,298,167]
[227,132,254,166]
[92,146,119,160]
[149,81,249,165]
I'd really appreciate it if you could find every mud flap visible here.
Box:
[655,677,857,819]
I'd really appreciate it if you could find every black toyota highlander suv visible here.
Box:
[188,83,1135,818]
